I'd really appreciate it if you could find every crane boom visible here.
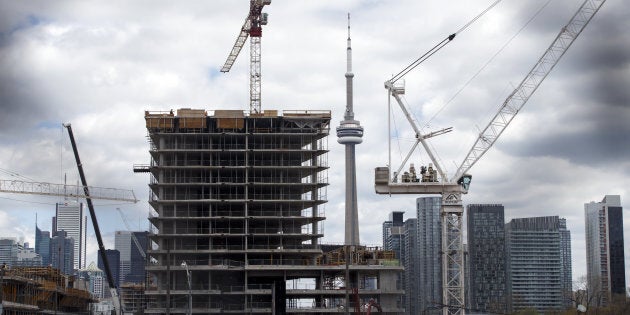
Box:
[221,0,271,114]
[63,123,121,315]
[221,17,251,73]
[0,179,137,203]
[452,0,607,182]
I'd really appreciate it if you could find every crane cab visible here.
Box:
[457,174,472,192]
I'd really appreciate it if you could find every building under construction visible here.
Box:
[142,109,404,314]
[0,266,93,314]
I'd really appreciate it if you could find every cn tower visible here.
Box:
[336,14,363,246]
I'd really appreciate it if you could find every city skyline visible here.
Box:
[0,0,628,288]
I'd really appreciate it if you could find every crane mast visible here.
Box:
[375,0,606,314]
[221,0,271,114]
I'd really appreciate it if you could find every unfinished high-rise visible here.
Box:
[142,109,404,314]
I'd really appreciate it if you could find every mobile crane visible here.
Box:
[63,123,124,315]
[375,0,607,314]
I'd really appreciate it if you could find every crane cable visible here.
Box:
[423,0,554,132]
[388,0,503,85]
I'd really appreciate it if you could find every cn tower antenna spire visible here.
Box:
[345,13,354,120]
[337,13,363,246]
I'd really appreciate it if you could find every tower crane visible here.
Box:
[375,0,607,314]
[221,0,272,114]
[0,179,137,203]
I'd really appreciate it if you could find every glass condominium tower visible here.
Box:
[585,195,626,306]
[505,216,572,312]
[466,204,507,313]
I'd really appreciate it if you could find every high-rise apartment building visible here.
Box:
[382,212,406,311]
[505,216,572,312]
[466,204,507,314]
[416,197,442,315]
[141,109,404,314]
[50,230,75,275]
[403,218,418,315]
[383,211,405,259]
[54,201,87,270]
[585,195,626,306]
[35,224,51,266]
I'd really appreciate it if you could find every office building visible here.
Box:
[0,238,42,267]
[77,262,106,299]
[98,249,121,290]
[17,245,42,267]
[0,238,20,267]
[115,230,148,284]
[505,216,572,312]
[50,230,75,275]
[466,204,507,313]
[417,196,443,314]
[585,195,626,306]
[54,201,87,270]
[35,224,51,266]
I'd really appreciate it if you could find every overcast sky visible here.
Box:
[0,0,628,286]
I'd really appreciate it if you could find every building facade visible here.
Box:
[416,197,442,315]
[54,201,87,270]
[383,211,405,261]
[382,212,406,311]
[466,204,507,313]
[584,195,626,306]
[403,218,418,315]
[0,238,42,267]
[77,262,106,299]
[142,109,404,314]
[0,238,20,267]
[115,230,148,284]
[505,216,572,312]
[98,249,121,290]
[50,230,75,275]
[35,225,51,266]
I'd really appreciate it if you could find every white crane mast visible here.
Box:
[376,1,606,314]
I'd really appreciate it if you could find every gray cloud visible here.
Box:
[0,0,627,284]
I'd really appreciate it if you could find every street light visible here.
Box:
[181,261,192,315]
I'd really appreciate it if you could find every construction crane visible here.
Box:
[221,0,272,114]
[0,179,137,203]
[375,1,606,314]
[63,123,122,315]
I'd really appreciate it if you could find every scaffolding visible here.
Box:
[0,266,93,315]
